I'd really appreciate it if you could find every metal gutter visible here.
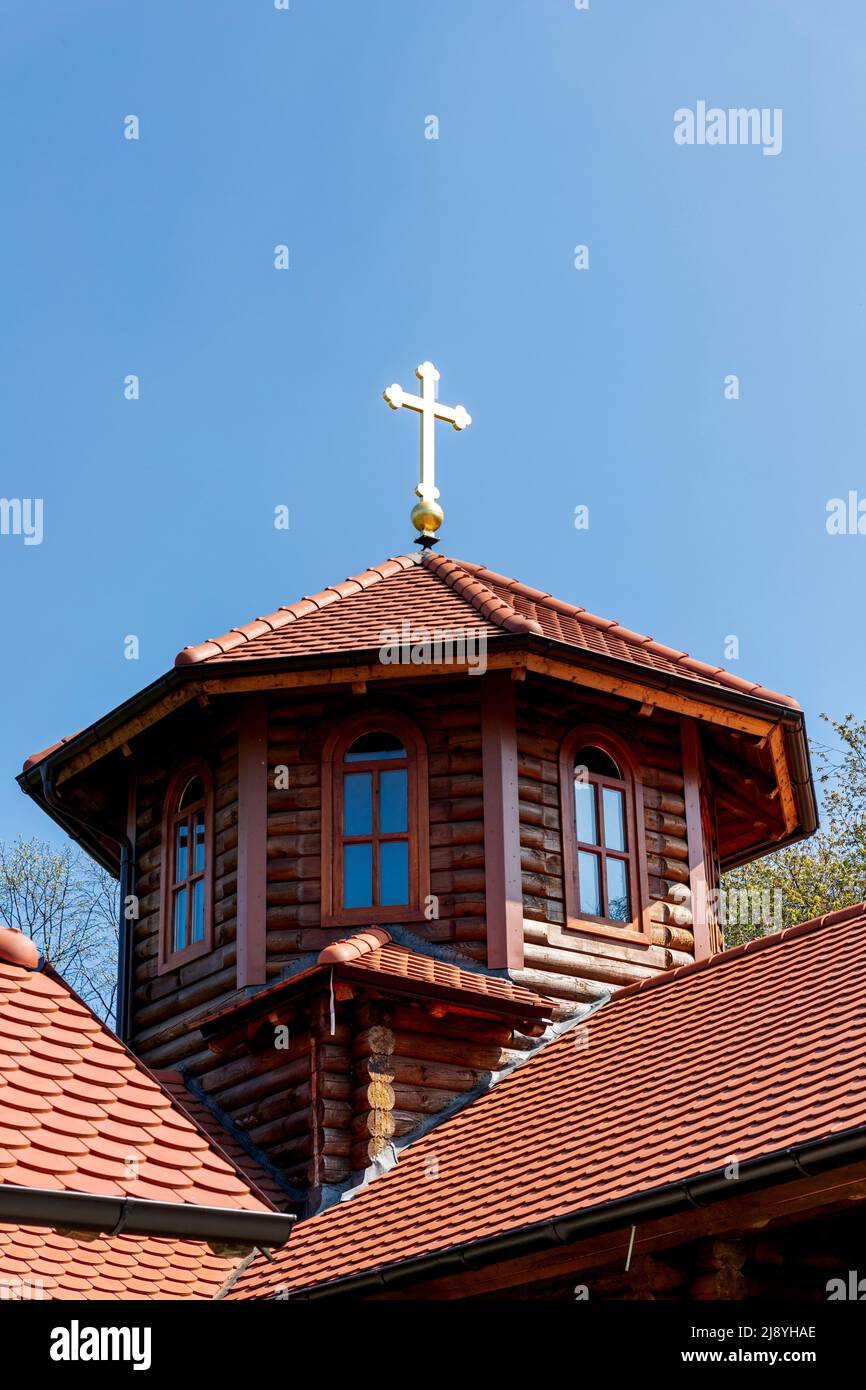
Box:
[283,1123,866,1299]
[0,1183,295,1248]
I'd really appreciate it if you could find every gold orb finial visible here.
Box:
[411,497,444,537]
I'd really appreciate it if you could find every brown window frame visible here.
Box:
[558,725,651,947]
[321,711,429,929]
[159,761,214,974]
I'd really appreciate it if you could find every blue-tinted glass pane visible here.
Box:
[574,780,597,844]
[173,887,187,952]
[344,773,372,835]
[344,843,373,908]
[578,851,601,917]
[191,878,205,942]
[175,822,188,881]
[603,788,626,852]
[606,857,630,921]
[193,811,206,872]
[380,769,407,834]
[380,840,409,906]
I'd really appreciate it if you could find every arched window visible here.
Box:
[321,713,429,927]
[558,727,649,945]
[159,762,214,971]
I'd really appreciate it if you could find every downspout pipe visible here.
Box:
[285,1122,866,1299]
[39,765,135,1041]
[116,836,134,1042]
[0,1183,294,1249]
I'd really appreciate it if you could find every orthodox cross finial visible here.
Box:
[383,361,472,547]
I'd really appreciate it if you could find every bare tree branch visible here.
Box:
[0,837,118,1024]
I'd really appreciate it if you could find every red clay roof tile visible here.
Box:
[228,903,866,1298]
[337,938,554,1010]
[201,930,554,1035]
[170,550,798,710]
[24,552,799,775]
[0,925,278,1298]
[0,929,39,970]
[148,1074,292,1212]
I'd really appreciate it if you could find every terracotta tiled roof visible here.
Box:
[318,929,554,1010]
[175,557,510,666]
[22,552,798,778]
[173,550,798,708]
[21,733,83,775]
[154,1072,293,1213]
[435,556,799,707]
[200,930,554,1038]
[228,903,866,1298]
[0,930,276,1299]
[0,1227,242,1301]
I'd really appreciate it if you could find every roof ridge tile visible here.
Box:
[318,929,392,965]
[421,552,544,636]
[441,555,798,709]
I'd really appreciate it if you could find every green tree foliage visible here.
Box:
[722,714,866,946]
[0,836,118,1022]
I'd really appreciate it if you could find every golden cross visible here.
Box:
[383,361,472,542]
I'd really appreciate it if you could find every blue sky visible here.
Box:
[1,0,864,847]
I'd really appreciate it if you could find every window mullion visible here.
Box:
[596,781,609,918]
[185,811,193,948]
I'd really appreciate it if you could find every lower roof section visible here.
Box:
[0,927,285,1298]
[226,902,866,1299]
[199,927,556,1046]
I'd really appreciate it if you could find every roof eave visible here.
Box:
[200,959,552,1044]
[279,1122,866,1300]
[17,632,817,866]
[517,632,819,854]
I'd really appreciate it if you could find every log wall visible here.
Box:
[128,673,718,1066]
[124,670,722,1192]
[126,681,497,1193]
[349,1000,537,1174]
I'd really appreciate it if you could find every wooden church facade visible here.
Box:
[18,552,817,1221]
[8,354,866,1302]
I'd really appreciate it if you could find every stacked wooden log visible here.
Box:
[350,1000,528,1175]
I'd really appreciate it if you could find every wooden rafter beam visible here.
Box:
[768,725,799,833]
